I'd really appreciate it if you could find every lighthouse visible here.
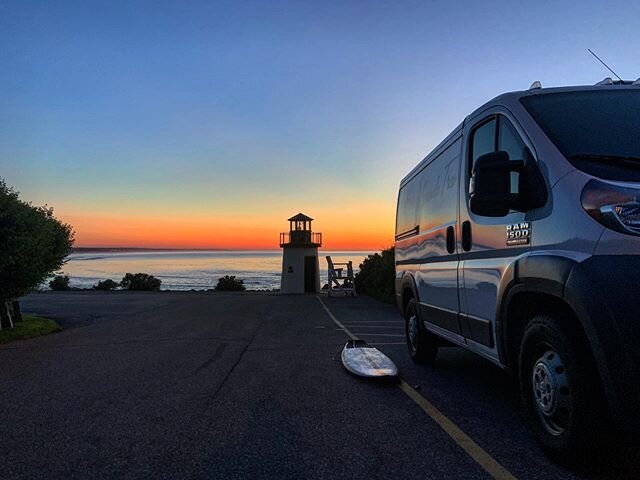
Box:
[280,213,322,294]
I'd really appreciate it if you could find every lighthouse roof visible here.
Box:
[288,212,313,222]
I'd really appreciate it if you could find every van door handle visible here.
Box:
[462,221,472,251]
[446,226,455,254]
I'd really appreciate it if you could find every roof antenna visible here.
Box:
[588,48,623,82]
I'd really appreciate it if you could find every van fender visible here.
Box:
[496,254,577,368]
[397,271,419,315]
[497,253,634,426]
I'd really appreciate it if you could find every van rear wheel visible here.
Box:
[405,298,438,364]
[519,314,606,461]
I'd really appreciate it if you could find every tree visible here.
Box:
[94,279,119,291]
[354,247,395,303]
[120,273,162,291]
[215,275,246,291]
[49,275,70,291]
[0,179,74,328]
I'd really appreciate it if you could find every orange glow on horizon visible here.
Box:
[61,207,395,251]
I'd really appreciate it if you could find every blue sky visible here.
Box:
[1,0,639,247]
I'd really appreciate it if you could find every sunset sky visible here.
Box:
[2,1,639,250]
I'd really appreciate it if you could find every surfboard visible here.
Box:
[341,339,398,377]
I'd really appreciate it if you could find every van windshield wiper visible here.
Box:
[570,154,640,169]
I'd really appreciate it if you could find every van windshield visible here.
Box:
[520,89,640,181]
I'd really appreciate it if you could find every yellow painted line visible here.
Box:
[398,380,517,480]
[317,296,359,340]
[317,295,518,480]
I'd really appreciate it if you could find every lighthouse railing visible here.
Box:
[279,232,322,247]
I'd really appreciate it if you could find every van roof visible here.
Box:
[399,82,640,188]
[469,82,640,119]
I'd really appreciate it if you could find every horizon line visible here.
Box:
[72,246,379,252]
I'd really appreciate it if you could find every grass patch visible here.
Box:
[0,315,61,344]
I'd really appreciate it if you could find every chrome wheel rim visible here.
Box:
[407,314,418,351]
[531,349,571,436]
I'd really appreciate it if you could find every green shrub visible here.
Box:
[0,178,74,301]
[94,279,119,291]
[120,273,161,291]
[49,274,70,291]
[354,247,395,303]
[215,275,246,291]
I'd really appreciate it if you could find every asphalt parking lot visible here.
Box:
[1,292,638,479]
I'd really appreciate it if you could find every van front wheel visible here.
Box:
[519,314,605,460]
[405,298,438,364]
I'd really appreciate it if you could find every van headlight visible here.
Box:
[581,179,640,235]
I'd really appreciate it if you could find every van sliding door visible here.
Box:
[412,136,463,337]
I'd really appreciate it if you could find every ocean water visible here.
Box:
[60,250,371,291]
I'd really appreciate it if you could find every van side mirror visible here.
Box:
[469,151,523,217]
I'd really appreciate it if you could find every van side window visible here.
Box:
[469,115,526,195]
[470,118,496,171]
[396,179,420,238]
[498,118,526,161]
[498,118,526,194]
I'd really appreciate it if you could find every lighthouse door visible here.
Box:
[304,256,316,293]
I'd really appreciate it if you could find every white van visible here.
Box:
[395,79,640,458]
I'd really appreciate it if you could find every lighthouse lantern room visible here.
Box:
[280,213,322,294]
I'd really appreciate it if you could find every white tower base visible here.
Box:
[280,246,320,294]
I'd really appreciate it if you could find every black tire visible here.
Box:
[519,314,606,461]
[405,298,438,364]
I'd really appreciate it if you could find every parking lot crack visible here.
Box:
[194,343,228,375]
[207,334,255,404]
